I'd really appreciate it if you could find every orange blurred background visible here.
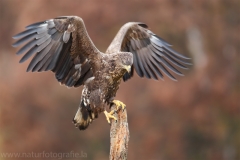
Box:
[0,0,239,160]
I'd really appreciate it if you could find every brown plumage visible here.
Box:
[12,16,191,130]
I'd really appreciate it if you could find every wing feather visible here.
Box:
[20,38,51,63]
[128,45,143,77]
[137,49,151,79]
[13,16,100,88]
[142,48,158,80]
[12,33,36,47]
[28,40,54,72]
[106,22,191,81]
[25,21,46,29]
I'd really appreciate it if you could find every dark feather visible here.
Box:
[38,42,60,71]
[13,28,39,39]
[25,21,46,29]
[142,48,158,80]
[163,45,190,59]
[129,46,143,77]
[52,40,71,72]
[27,40,53,71]
[74,68,91,87]
[20,38,51,63]
[32,41,58,72]
[46,43,64,71]
[56,55,72,80]
[12,33,36,47]
[136,49,151,78]
[150,54,176,81]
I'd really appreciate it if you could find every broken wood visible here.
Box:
[109,105,130,160]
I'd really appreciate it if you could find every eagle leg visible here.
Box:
[111,100,126,111]
[104,110,117,123]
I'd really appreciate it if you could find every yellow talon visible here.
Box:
[112,100,126,111]
[104,110,117,123]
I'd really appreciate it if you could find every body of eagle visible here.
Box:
[13,16,191,130]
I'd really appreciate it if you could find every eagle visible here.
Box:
[12,16,191,130]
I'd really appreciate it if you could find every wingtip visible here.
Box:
[12,43,17,47]
[19,59,25,63]
[12,41,22,47]
[25,21,45,29]
[168,74,177,81]
[19,56,27,63]
[178,72,185,77]
[182,56,192,60]
[181,62,192,67]
[12,35,19,40]
[16,50,22,55]
[172,78,178,82]
[26,66,32,72]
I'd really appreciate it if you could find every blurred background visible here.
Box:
[0,0,239,160]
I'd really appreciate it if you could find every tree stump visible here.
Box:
[109,105,130,160]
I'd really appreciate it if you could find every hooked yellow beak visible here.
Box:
[124,65,131,73]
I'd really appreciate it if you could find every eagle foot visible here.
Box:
[111,100,126,111]
[104,110,117,123]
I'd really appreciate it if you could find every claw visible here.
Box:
[112,100,126,111]
[104,110,117,123]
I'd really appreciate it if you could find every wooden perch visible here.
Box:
[109,105,130,160]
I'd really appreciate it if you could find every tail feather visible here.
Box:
[73,102,92,130]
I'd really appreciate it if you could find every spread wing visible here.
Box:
[106,22,191,81]
[13,16,100,87]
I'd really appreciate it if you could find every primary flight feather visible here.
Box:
[13,16,191,130]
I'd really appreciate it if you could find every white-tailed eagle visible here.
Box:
[13,16,191,130]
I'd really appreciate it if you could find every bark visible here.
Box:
[109,105,130,160]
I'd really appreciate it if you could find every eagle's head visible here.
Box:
[109,52,133,79]
[117,52,133,74]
